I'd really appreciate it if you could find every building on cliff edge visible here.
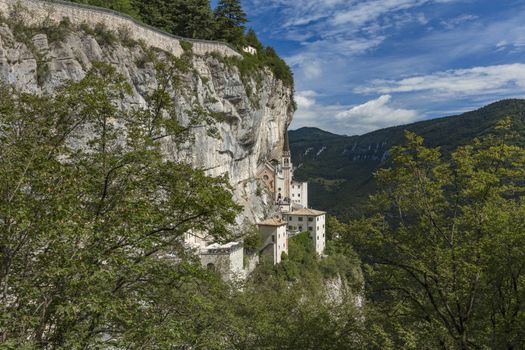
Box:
[256,132,326,261]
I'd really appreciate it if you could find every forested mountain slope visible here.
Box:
[290,99,525,219]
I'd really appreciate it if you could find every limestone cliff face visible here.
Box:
[0,20,293,224]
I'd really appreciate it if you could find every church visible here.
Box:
[256,132,308,212]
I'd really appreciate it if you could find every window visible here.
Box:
[298,194,301,197]
[317,226,319,230]
[317,237,319,240]
[323,224,325,228]
[289,216,292,221]
[317,217,319,221]
[288,225,293,230]
[299,226,303,231]
[278,187,281,191]
[308,217,313,222]
[292,194,295,197]
[308,227,313,231]
[298,217,303,222]
[272,235,275,242]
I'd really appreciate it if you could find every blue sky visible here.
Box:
[236,0,525,135]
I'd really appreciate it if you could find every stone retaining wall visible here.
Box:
[0,0,241,58]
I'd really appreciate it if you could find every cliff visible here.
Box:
[0,0,294,224]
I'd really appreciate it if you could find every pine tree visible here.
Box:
[245,28,263,52]
[132,0,214,39]
[214,0,247,45]
[171,0,215,39]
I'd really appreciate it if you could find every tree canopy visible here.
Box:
[344,123,525,349]
[214,0,247,45]
[0,62,240,348]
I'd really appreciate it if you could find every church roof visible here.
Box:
[288,208,326,216]
[258,218,287,227]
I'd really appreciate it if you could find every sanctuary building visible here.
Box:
[257,133,308,212]
[256,132,326,261]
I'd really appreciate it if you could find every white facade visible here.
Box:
[284,209,326,255]
[243,45,257,55]
[258,218,288,264]
[200,242,244,281]
[290,181,308,208]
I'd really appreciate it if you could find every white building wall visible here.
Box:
[229,247,245,278]
[200,243,244,281]
[285,213,325,255]
[259,224,288,264]
[291,181,308,208]
[314,214,326,255]
[243,46,257,55]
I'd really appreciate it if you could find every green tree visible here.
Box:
[214,0,247,45]
[350,125,525,349]
[0,63,240,348]
[244,28,263,52]
[230,233,365,349]
[132,0,215,39]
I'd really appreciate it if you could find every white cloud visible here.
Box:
[295,90,318,109]
[335,95,419,129]
[440,14,478,30]
[355,64,525,96]
[332,0,431,26]
[292,92,420,135]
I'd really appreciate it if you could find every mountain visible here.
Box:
[290,99,525,220]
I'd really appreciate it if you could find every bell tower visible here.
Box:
[281,130,292,201]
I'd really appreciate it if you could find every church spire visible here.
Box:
[283,130,290,156]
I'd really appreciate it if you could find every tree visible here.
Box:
[214,0,247,45]
[0,63,240,348]
[349,125,525,349]
[170,0,215,39]
[131,0,215,39]
[229,233,365,349]
[245,28,263,52]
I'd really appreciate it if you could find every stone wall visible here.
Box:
[0,0,241,58]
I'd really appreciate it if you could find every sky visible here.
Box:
[236,0,525,135]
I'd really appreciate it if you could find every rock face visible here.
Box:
[0,21,293,224]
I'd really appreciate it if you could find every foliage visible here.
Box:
[180,40,193,55]
[0,63,240,348]
[227,233,365,349]
[214,0,247,45]
[346,125,525,349]
[242,225,262,252]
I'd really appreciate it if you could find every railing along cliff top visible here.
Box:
[0,0,242,58]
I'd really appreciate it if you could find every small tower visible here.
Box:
[281,131,292,202]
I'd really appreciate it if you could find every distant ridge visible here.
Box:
[289,99,525,220]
